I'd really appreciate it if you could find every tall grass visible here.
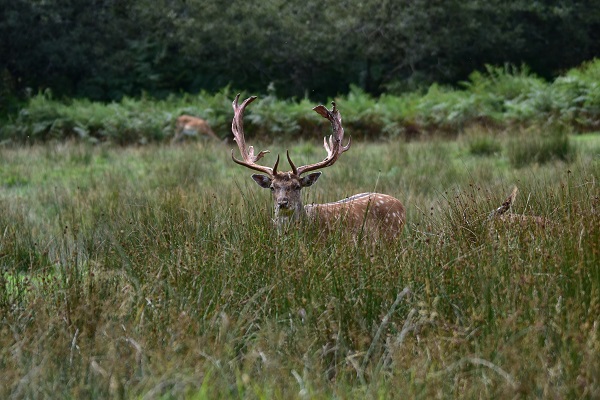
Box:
[1,133,598,398]
[507,123,574,168]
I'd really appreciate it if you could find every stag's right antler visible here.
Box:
[287,101,351,176]
[231,94,279,176]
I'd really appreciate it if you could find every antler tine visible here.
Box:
[293,101,351,176]
[493,186,519,216]
[231,94,275,176]
[286,150,298,175]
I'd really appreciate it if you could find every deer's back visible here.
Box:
[305,193,405,239]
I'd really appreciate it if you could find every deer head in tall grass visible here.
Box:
[230,95,405,239]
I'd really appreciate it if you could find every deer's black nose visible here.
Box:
[278,198,289,208]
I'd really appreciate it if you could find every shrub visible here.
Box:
[551,58,600,128]
[507,123,574,168]
[467,134,502,156]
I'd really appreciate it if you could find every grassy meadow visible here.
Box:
[0,126,599,398]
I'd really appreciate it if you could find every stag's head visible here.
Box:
[250,166,322,218]
[230,94,351,221]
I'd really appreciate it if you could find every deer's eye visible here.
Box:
[293,184,301,190]
[270,186,275,191]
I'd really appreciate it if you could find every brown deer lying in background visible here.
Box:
[172,115,220,143]
[489,186,549,228]
[230,94,406,239]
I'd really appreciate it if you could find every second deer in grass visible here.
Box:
[490,186,549,229]
[172,115,220,144]
[230,95,405,239]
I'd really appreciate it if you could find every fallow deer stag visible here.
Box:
[230,94,406,239]
[172,115,220,143]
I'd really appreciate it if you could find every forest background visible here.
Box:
[2,0,600,109]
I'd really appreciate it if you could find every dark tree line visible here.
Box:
[1,0,599,105]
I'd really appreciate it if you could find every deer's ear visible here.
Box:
[301,172,322,187]
[251,174,272,189]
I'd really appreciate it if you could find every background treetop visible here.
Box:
[1,0,599,103]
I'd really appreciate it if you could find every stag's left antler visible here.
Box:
[231,94,280,176]
[287,101,351,176]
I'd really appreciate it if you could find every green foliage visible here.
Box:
[2,87,237,143]
[550,59,600,128]
[2,60,600,144]
[463,65,545,99]
[240,93,311,139]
